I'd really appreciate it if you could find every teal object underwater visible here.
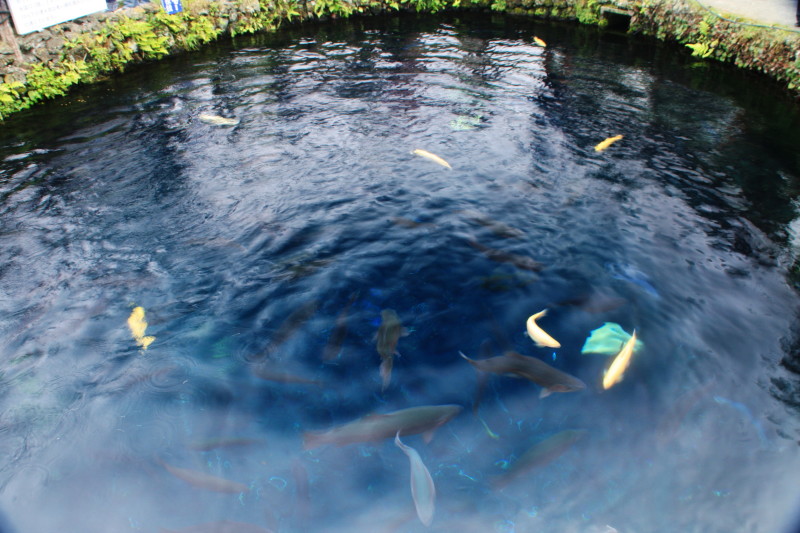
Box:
[581,322,643,355]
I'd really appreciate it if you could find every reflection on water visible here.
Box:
[1,12,800,533]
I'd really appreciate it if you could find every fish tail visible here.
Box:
[302,431,327,450]
[380,358,393,391]
[458,350,472,362]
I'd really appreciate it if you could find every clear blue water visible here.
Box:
[1,13,800,533]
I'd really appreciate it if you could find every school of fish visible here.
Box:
[124,97,637,529]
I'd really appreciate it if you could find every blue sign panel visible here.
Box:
[163,0,183,14]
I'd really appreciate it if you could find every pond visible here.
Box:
[1,11,799,533]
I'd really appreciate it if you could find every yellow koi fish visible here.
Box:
[602,330,637,390]
[526,309,561,348]
[594,135,623,152]
[127,306,155,349]
[412,149,452,170]
[533,36,547,47]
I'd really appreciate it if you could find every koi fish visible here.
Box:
[302,404,462,449]
[494,429,586,488]
[159,460,250,494]
[250,364,325,386]
[252,300,320,361]
[412,149,452,169]
[127,306,155,349]
[198,113,239,126]
[188,438,262,452]
[594,135,623,152]
[395,432,436,527]
[526,309,561,348]
[602,330,637,390]
[533,36,547,47]
[459,350,585,398]
[376,309,407,390]
[461,210,524,239]
[159,521,273,533]
[323,292,358,361]
[467,238,543,272]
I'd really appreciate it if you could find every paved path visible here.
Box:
[694,0,798,28]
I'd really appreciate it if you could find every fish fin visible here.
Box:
[539,388,552,398]
[458,350,473,362]
[423,429,436,444]
[504,350,525,359]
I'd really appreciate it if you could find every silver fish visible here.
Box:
[395,432,436,527]
[198,113,240,126]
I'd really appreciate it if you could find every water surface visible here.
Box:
[1,13,800,533]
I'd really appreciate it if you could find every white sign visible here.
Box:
[7,0,107,35]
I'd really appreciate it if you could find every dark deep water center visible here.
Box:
[1,12,799,533]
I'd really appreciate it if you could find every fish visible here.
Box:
[459,350,585,398]
[376,309,407,390]
[494,429,586,488]
[302,404,462,449]
[533,36,547,47]
[594,135,623,152]
[467,238,543,272]
[198,113,240,126]
[412,149,452,169]
[461,210,525,239]
[323,292,358,361]
[602,330,637,390]
[391,217,436,229]
[553,290,627,314]
[127,306,155,349]
[526,309,561,348]
[395,432,436,527]
[251,364,325,386]
[159,460,250,494]
[188,438,262,452]
[252,300,320,361]
[159,521,274,533]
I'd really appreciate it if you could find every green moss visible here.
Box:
[0,0,798,120]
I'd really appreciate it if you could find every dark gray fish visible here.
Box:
[158,460,250,494]
[459,350,585,398]
[554,290,627,314]
[461,209,524,239]
[160,521,274,533]
[494,429,587,488]
[376,309,407,390]
[391,217,436,229]
[467,238,543,272]
[322,292,358,361]
[303,404,462,449]
[188,438,263,452]
[251,363,325,386]
[251,300,320,361]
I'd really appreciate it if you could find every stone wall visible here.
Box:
[0,0,797,120]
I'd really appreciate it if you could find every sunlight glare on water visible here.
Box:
[0,12,799,533]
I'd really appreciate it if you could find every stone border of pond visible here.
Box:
[0,0,798,120]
